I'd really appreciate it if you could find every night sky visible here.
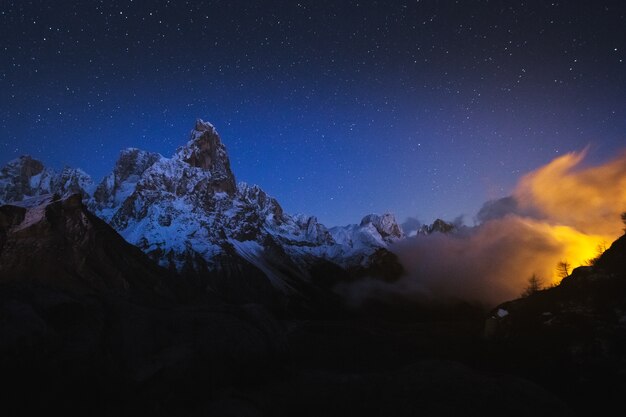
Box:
[1,1,625,226]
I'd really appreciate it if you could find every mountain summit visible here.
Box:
[173,119,236,194]
[0,155,92,204]
[0,120,405,306]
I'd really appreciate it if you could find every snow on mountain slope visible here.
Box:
[91,123,339,291]
[91,147,162,221]
[0,119,405,298]
[51,166,93,197]
[0,155,93,204]
[328,213,404,267]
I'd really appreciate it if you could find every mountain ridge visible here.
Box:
[0,119,409,305]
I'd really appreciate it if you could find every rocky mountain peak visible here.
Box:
[174,119,236,193]
[112,148,162,184]
[3,155,44,176]
[0,155,51,204]
[238,182,285,221]
[194,118,216,133]
[0,120,406,301]
[360,213,404,241]
[421,218,456,234]
[51,166,93,198]
[92,148,161,211]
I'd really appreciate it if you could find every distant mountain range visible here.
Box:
[1,120,459,307]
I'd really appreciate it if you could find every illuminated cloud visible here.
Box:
[343,150,626,307]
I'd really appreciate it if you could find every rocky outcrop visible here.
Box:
[0,156,50,203]
[0,155,93,204]
[91,147,161,217]
[50,166,93,198]
[420,218,456,234]
[360,213,404,241]
[327,213,404,269]
[173,119,236,194]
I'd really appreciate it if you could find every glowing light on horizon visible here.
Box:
[515,149,626,283]
[391,149,626,306]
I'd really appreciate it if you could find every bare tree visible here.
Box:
[556,260,571,278]
[586,242,607,266]
[521,274,543,297]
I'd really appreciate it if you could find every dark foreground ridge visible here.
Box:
[484,233,626,416]
[5,195,626,416]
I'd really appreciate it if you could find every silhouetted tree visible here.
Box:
[586,243,607,266]
[557,260,571,278]
[621,211,626,232]
[521,274,543,297]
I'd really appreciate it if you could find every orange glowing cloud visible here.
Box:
[344,150,626,307]
[515,149,626,236]
[512,150,626,283]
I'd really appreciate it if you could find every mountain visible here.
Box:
[0,193,286,416]
[0,155,93,204]
[484,232,626,415]
[419,218,457,235]
[0,193,177,302]
[91,147,162,221]
[0,120,405,306]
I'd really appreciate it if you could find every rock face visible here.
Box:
[173,119,236,194]
[0,120,405,305]
[92,147,162,220]
[0,155,93,204]
[329,213,404,267]
[419,218,456,235]
[0,156,50,203]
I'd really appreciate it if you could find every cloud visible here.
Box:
[342,150,626,307]
[514,149,626,235]
[400,217,422,235]
[475,196,520,223]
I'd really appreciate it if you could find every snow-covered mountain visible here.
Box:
[0,155,93,204]
[0,119,405,303]
[329,213,404,266]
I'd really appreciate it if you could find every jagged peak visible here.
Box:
[237,181,264,195]
[360,213,404,240]
[237,181,274,202]
[2,155,44,171]
[114,148,162,171]
[173,120,236,193]
[119,147,142,155]
[293,213,319,224]
[58,165,90,176]
[419,218,456,234]
[194,118,216,133]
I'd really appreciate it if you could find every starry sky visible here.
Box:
[1,1,625,226]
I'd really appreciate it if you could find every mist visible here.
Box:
[344,150,626,307]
